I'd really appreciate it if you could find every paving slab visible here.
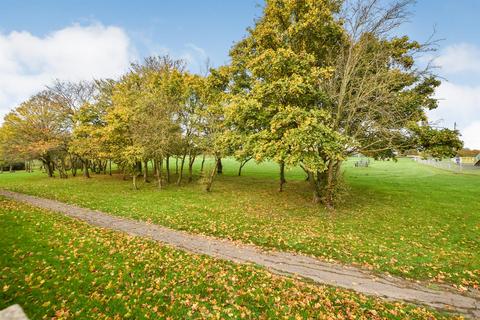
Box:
[0,305,29,320]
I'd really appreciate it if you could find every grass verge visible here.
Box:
[0,198,461,319]
[0,158,478,289]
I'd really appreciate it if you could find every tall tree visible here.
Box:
[69,80,115,177]
[1,92,69,177]
[227,0,461,206]
[181,74,209,183]
[107,56,184,189]
[48,80,97,177]
[316,0,462,204]
[199,67,231,192]
[227,0,347,202]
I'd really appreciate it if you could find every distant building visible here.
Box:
[455,156,480,164]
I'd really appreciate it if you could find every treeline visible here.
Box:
[0,0,462,207]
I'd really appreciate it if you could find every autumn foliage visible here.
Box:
[0,0,462,207]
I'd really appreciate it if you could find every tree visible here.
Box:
[48,80,97,177]
[181,74,209,183]
[69,100,108,177]
[222,130,254,177]
[0,124,25,172]
[1,92,69,177]
[0,2,461,206]
[228,0,461,207]
[315,0,462,204]
[107,56,184,189]
[198,67,230,192]
[133,57,184,188]
[68,80,114,177]
[227,0,347,202]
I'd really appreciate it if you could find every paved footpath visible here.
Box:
[1,189,479,318]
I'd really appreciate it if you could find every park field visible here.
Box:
[0,158,478,291]
[0,198,456,319]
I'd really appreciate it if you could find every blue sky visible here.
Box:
[0,0,479,148]
[0,0,262,71]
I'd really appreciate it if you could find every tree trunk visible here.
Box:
[279,161,286,192]
[205,157,219,192]
[59,158,68,179]
[153,160,157,180]
[323,160,341,209]
[132,173,138,190]
[176,154,186,185]
[188,155,196,182]
[304,165,335,208]
[109,160,112,176]
[70,155,77,177]
[307,171,322,204]
[44,160,54,178]
[324,161,335,206]
[82,160,90,178]
[47,163,54,177]
[9,164,13,173]
[216,158,223,174]
[238,157,251,176]
[166,156,170,183]
[143,160,149,183]
[156,158,163,189]
[200,154,206,173]
[175,157,179,174]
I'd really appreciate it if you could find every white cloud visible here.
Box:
[0,23,136,120]
[431,82,480,128]
[427,43,480,149]
[429,82,480,149]
[462,121,480,150]
[434,43,480,75]
[0,22,209,122]
[429,81,480,149]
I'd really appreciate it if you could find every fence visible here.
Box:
[412,156,480,173]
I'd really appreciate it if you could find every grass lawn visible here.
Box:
[0,198,458,319]
[0,158,478,290]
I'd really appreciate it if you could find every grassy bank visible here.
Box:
[0,198,458,319]
[0,158,478,289]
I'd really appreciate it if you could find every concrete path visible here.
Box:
[1,189,479,318]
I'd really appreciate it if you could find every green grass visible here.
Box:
[0,198,457,319]
[0,158,478,289]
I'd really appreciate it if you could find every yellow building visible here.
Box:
[461,157,476,164]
